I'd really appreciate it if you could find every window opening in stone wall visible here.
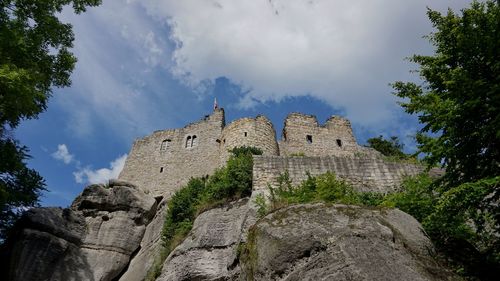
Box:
[160,139,171,151]
[244,132,247,137]
[191,135,197,147]
[306,135,313,144]
[160,167,164,173]
[223,139,226,144]
[336,139,342,147]
[185,136,192,148]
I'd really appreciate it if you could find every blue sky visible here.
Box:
[15,0,473,207]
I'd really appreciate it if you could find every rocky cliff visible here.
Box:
[2,180,157,281]
[2,180,460,281]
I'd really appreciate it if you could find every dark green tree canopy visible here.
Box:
[393,0,500,187]
[0,0,101,241]
[0,0,101,127]
[366,135,408,159]
[393,2,500,277]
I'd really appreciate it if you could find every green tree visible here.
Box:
[0,0,101,240]
[392,0,500,187]
[366,135,408,159]
[393,1,500,278]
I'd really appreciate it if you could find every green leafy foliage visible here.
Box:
[381,174,437,222]
[0,139,45,240]
[1,0,102,127]
[162,178,205,251]
[385,175,500,279]
[204,146,262,201]
[423,177,500,279]
[366,135,409,159]
[263,171,383,212]
[0,0,101,241]
[391,2,500,279]
[254,194,268,218]
[392,0,500,187]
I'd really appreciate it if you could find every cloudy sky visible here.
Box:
[16,0,473,207]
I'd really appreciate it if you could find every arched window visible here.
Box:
[185,136,192,148]
[191,135,197,147]
[160,139,171,151]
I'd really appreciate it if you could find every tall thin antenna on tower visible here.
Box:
[214,97,218,110]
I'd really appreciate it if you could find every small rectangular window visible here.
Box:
[306,135,313,143]
[244,132,247,137]
[160,167,164,173]
[336,139,342,147]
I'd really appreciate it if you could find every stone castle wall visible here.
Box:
[252,155,424,194]
[120,108,390,198]
[119,109,225,197]
[219,115,279,165]
[279,113,360,157]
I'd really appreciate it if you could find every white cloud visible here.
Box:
[53,0,473,142]
[138,0,472,125]
[52,144,74,164]
[55,1,174,139]
[73,154,128,184]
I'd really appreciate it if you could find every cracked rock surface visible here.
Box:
[157,198,257,281]
[242,203,460,281]
[156,202,459,281]
[4,189,461,281]
[119,196,168,281]
[3,180,156,281]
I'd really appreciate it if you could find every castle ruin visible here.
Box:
[119,108,422,198]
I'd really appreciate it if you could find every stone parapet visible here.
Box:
[252,155,425,193]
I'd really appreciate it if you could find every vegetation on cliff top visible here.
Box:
[256,170,499,280]
[255,171,384,217]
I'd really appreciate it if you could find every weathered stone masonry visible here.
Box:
[119,109,225,197]
[279,113,359,157]
[119,108,424,198]
[252,156,424,194]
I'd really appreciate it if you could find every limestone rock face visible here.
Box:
[4,185,461,281]
[157,198,257,281]
[242,204,460,281]
[72,180,157,281]
[119,197,168,281]
[4,180,157,281]
[4,207,91,281]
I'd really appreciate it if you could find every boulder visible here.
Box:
[71,181,157,281]
[3,184,462,281]
[241,203,460,281]
[157,198,257,281]
[119,196,168,281]
[3,208,91,281]
[3,180,157,281]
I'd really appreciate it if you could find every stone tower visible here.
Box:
[119,108,225,197]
